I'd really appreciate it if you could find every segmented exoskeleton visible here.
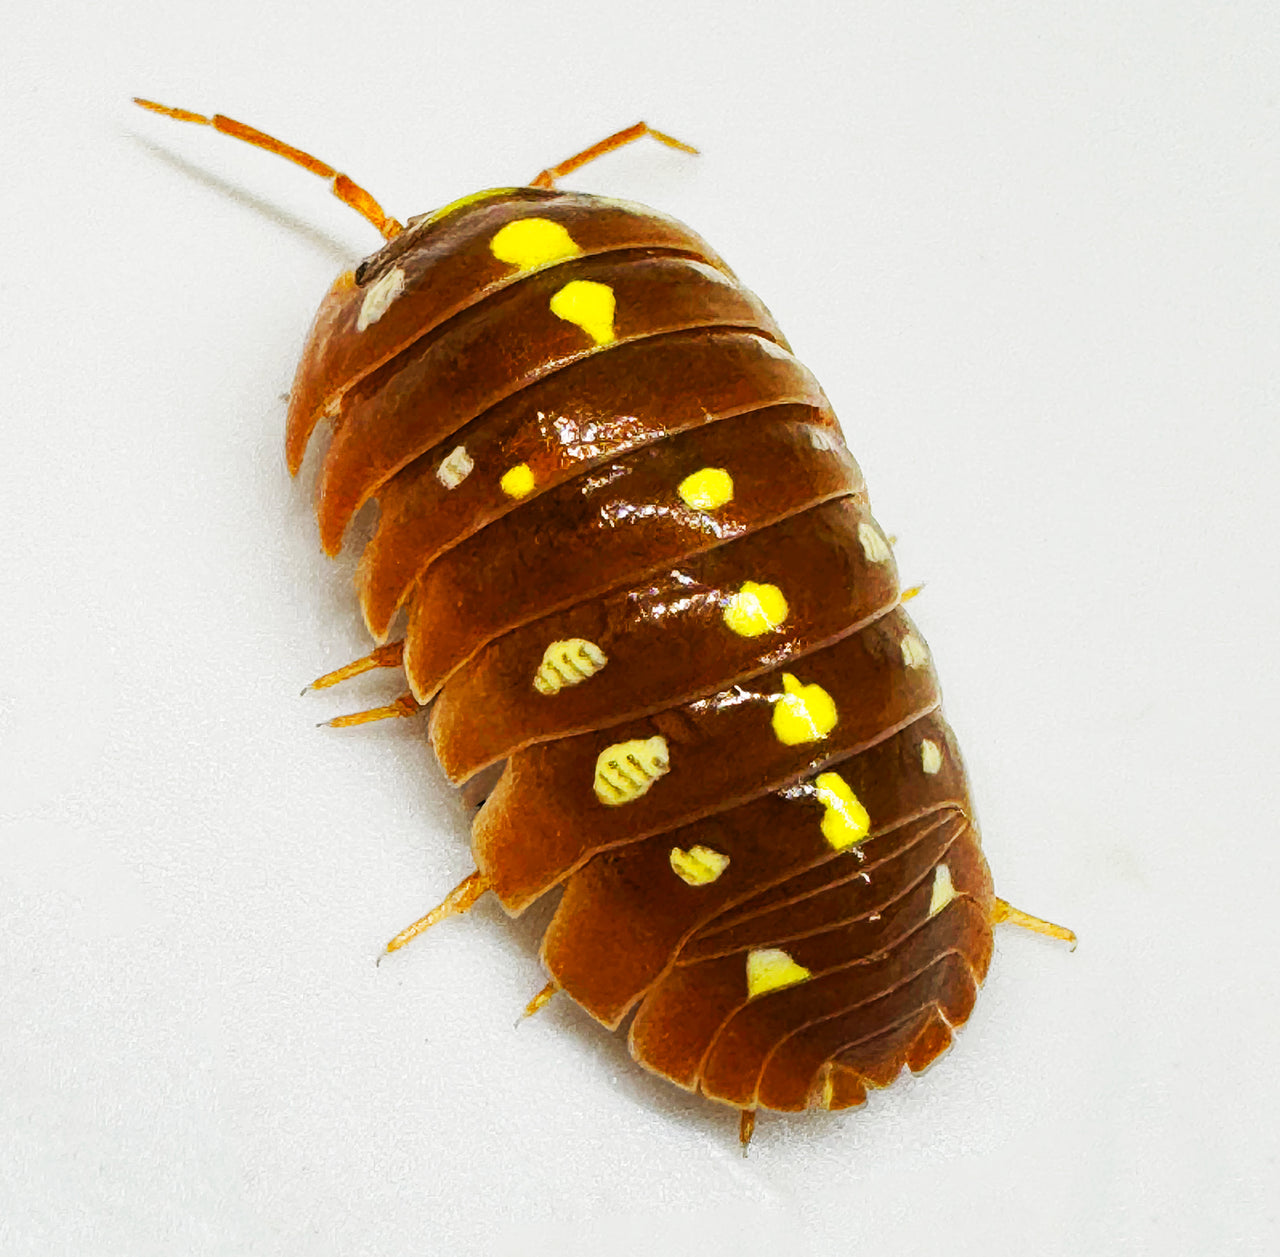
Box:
[137,102,1073,1146]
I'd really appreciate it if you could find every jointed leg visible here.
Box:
[319,692,420,729]
[520,980,559,1021]
[303,641,405,693]
[992,898,1077,948]
[383,870,490,956]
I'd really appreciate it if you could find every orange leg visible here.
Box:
[739,1108,756,1154]
[530,122,698,189]
[520,980,559,1021]
[319,692,421,729]
[303,641,406,694]
[992,898,1077,948]
[382,870,490,956]
[133,98,402,240]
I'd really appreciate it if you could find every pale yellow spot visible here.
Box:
[722,581,788,638]
[593,735,670,806]
[489,217,582,271]
[550,279,616,345]
[772,673,838,746]
[813,772,871,850]
[929,864,958,916]
[533,638,608,695]
[921,739,943,775]
[669,844,730,887]
[677,467,735,510]
[746,948,812,999]
[356,265,406,332]
[500,463,536,498]
[900,634,929,669]
[436,445,474,489]
[858,521,892,564]
[409,187,517,230]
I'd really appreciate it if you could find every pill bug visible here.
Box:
[137,101,1074,1147]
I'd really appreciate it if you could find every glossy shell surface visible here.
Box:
[289,188,994,1114]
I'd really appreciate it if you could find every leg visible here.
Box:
[133,98,402,239]
[739,1108,756,1154]
[303,640,405,693]
[530,122,698,189]
[992,898,1077,948]
[319,692,420,729]
[382,870,490,956]
[520,980,559,1021]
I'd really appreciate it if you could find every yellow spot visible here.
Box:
[772,673,838,746]
[489,217,583,271]
[593,735,670,806]
[410,187,517,230]
[858,521,891,564]
[677,467,734,510]
[669,845,730,886]
[813,772,871,850]
[533,638,608,695]
[929,864,958,916]
[356,265,406,332]
[436,445,474,489]
[550,279,616,345]
[746,948,812,999]
[900,634,929,669]
[921,739,943,775]
[500,463,536,498]
[722,581,788,638]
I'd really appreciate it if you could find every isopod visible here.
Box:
[136,100,1074,1147]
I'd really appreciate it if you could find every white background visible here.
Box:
[4,2,1278,1254]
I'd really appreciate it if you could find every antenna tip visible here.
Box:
[132,98,211,125]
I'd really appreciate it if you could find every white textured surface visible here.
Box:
[4,3,1279,1254]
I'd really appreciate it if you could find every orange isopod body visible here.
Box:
[137,102,1074,1145]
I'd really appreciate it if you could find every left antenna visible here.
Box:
[133,98,402,240]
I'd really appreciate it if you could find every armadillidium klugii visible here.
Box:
[136,100,1074,1147]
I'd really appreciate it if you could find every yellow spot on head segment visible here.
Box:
[593,735,670,806]
[550,279,616,345]
[722,581,788,638]
[813,772,871,850]
[677,467,734,510]
[746,948,812,999]
[772,673,838,746]
[500,463,536,498]
[490,217,583,270]
[669,844,730,886]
